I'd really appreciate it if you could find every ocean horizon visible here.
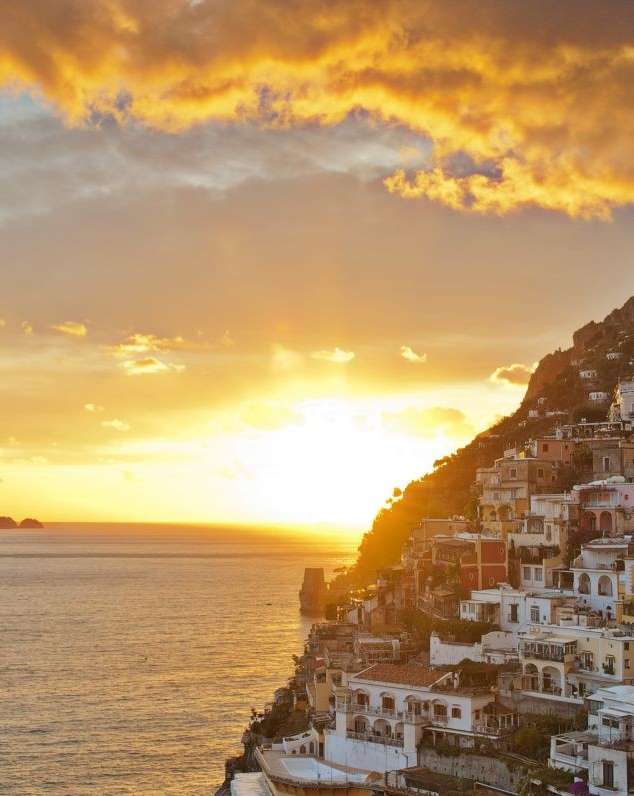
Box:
[0,524,356,794]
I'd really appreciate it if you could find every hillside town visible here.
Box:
[225,378,634,796]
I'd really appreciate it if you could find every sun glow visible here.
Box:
[0,383,523,530]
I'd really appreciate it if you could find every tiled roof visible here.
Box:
[352,664,441,687]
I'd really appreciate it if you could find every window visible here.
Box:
[510,468,517,479]
[626,660,630,669]
[603,761,615,789]
[474,710,481,720]
[603,457,611,473]
[433,704,447,719]
[530,606,540,623]
[523,566,531,580]
[451,707,461,719]
[534,568,543,582]
[510,604,518,623]
[582,652,594,670]
[382,696,395,712]
[538,468,544,478]
[543,443,549,453]
[625,643,630,650]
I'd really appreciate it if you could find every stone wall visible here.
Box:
[417,747,528,794]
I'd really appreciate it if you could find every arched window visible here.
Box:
[578,573,591,594]
[598,575,613,596]
[299,745,306,754]
[582,512,597,532]
[600,512,613,534]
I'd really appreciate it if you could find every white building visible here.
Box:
[612,381,634,422]
[550,685,634,796]
[590,391,610,402]
[570,538,629,618]
[580,369,598,380]
[429,630,517,667]
[326,663,515,773]
[460,586,574,636]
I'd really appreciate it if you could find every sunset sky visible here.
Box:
[1,1,633,528]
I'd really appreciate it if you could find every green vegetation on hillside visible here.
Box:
[353,296,634,584]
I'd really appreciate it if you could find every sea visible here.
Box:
[0,524,357,795]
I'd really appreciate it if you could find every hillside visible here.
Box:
[353,296,634,583]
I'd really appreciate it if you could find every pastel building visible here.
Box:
[550,685,634,796]
[476,457,557,529]
[572,481,634,535]
[518,624,634,706]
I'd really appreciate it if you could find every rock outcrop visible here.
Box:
[19,518,44,529]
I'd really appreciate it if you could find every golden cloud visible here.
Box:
[101,418,130,431]
[400,345,427,364]
[101,417,130,431]
[84,402,104,413]
[0,1,633,217]
[110,333,196,355]
[490,362,536,386]
[51,320,87,337]
[383,406,473,439]
[121,357,185,375]
[311,347,355,364]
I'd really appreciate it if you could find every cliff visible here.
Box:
[353,296,634,583]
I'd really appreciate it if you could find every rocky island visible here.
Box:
[0,516,44,529]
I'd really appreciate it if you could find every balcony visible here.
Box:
[346,731,404,748]
[520,642,577,663]
[337,702,430,724]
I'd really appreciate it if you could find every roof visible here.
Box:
[352,663,441,688]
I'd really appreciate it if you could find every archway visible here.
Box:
[353,716,369,734]
[581,512,597,532]
[524,663,539,692]
[542,666,562,695]
[578,572,591,594]
[498,505,511,522]
[600,512,613,535]
[373,719,392,738]
[404,696,422,716]
[380,692,396,714]
[432,700,448,722]
[598,575,613,596]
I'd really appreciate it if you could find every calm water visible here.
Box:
[0,525,355,795]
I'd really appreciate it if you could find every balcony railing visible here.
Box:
[337,702,429,723]
[347,731,404,748]
[520,647,572,663]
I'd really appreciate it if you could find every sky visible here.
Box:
[0,0,633,530]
